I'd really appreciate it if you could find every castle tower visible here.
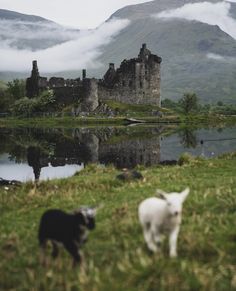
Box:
[81,78,99,112]
[26,60,40,98]
[99,44,162,106]
[31,60,39,78]
[138,43,151,61]
[82,69,87,80]
[102,63,116,88]
[26,60,48,98]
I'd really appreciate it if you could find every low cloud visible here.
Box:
[154,1,236,40]
[0,18,130,72]
[207,53,236,62]
[0,19,80,45]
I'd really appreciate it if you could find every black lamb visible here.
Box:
[38,207,96,266]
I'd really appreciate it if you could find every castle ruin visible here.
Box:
[26,44,162,110]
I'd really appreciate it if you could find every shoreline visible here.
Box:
[0,114,236,128]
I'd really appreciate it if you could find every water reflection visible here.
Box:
[179,127,197,148]
[0,125,235,182]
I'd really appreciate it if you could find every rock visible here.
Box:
[116,170,143,181]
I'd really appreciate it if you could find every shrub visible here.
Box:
[178,153,194,166]
[11,97,38,117]
[11,90,56,116]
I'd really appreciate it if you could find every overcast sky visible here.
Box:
[0,0,151,28]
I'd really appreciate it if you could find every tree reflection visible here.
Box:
[27,146,42,181]
[179,127,197,148]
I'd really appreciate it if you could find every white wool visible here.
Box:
[138,188,190,257]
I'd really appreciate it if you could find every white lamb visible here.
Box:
[138,187,190,257]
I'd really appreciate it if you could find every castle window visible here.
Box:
[140,81,143,88]
[122,80,126,86]
[129,80,133,87]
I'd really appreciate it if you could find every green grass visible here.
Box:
[0,155,236,290]
[1,113,236,129]
[103,100,167,114]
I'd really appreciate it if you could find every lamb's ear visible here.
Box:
[90,203,104,216]
[181,187,190,202]
[156,189,167,200]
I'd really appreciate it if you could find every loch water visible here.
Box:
[0,125,236,182]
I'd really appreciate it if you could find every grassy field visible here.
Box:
[0,154,236,290]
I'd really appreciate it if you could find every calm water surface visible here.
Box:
[0,125,235,182]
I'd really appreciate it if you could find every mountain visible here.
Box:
[95,0,236,103]
[0,9,79,51]
[1,1,236,104]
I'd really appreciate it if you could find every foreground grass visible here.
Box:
[0,156,236,290]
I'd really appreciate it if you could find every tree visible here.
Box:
[178,93,199,114]
[7,79,26,100]
[0,88,14,112]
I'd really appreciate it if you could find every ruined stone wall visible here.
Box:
[98,45,162,106]
[26,45,161,109]
[53,86,82,106]
[80,78,99,112]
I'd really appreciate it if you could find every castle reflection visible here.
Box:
[0,125,235,181]
[0,127,163,180]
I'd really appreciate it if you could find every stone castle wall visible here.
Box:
[98,55,161,105]
[26,44,162,110]
[81,78,99,112]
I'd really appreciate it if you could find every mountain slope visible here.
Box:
[96,21,236,103]
[95,0,236,103]
[0,9,53,22]
[0,9,79,51]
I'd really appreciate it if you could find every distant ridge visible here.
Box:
[0,8,53,23]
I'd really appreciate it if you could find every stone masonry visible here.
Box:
[26,44,162,110]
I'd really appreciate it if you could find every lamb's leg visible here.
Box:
[51,241,59,258]
[39,240,48,266]
[143,223,158,252]
[63,241,81,267]
[152,229,162,252]
[169,226,180,258]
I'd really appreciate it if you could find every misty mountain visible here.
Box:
[95,0,236,103]
[1,1,236,104]
[0,9,79,51]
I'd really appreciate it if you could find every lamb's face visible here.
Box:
[165,194,184,217]
[80,208,96,230]
[162,188,190,217]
